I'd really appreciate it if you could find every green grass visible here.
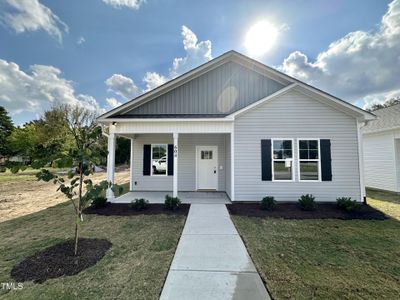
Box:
[0,167,68,183]
[232,192,400,299]
[0,202,186,299]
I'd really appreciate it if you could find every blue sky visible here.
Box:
[1,0,399,125]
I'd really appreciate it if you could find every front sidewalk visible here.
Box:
[160,204,270,300]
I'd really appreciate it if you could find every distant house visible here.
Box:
[362,104,400,193]
[98,51,374,202]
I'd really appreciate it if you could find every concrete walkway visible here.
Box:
[160,204,270,300]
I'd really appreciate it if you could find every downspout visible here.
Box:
[357,119,371,204]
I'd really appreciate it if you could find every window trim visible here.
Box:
[271,138,295,182]
[150,144,168,176]
[297,138,322,182]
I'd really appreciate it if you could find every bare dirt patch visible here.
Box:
[0,170,129,222]
[11,238,112,283]
[227,202,387,220]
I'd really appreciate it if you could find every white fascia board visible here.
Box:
[97,117,234,123]
[229,83,297,119]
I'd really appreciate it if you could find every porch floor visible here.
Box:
[113,191,231,204]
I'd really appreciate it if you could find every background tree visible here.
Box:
[367,96,400,111]
[36,104,117,255]
[0,106,14,158]
[116,137,130,165]
[7,122,40,162]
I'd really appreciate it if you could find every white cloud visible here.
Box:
[105,25,212,99]
[102,0,145,10]
[106,97,122,108]
[169,25,212,78]
[0,0,68,42]
[77,36,85,45]
[105,74,141,99]
[0,59,103,116]
[280,0,400,107]
[143,72,166,91]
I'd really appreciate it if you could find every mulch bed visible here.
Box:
[11,238,112,283]
[226,203,388,220]
[84,203,190,216]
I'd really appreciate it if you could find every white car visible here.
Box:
[153,156,167,174]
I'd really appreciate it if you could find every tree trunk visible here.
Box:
[74,219,79,256]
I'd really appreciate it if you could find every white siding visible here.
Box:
[131,133,228,192]
[396,139,400,192]
[363,130,399,192]
[234,90,361,202]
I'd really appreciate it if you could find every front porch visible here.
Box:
[114,191,231,204]
[103,120,235,202]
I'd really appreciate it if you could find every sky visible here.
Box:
[0,0,399,125]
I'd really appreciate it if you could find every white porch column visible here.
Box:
[106,132,116,200]
[357,121,366,202]
[173,133,179,198]
[231,129,235,201]
[129,137,135,191]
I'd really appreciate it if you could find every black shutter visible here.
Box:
[320,139,332,181]
[261,139,272,181]
[167,144,174,176]
[143,144,151,176]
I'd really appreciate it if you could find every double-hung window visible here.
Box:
[298,139,321,181]
[151,144,167,176]
[272,139,293,181]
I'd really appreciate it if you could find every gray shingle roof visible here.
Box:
[363,104,400,133]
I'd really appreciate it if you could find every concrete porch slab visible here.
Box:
[114,191,230,204]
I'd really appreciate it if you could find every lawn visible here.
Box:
[0,202,186,300]
[231,190,400,299]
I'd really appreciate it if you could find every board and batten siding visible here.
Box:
[124,61,284,116]
[363,130,400,192]
[234,90,361,202]
[131,133,228,192]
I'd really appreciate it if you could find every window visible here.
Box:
[298,139,320,181]
[272,139,293,181]
[201,150,213,160]
[151,144,167,176]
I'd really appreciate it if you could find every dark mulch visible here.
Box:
[11,238,112,283]
[84,203,190,216]
[227,203,388,220]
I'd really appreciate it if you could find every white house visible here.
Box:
[98,51,375,202]
[362,104,400,193]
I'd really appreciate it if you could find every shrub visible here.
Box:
[91,196,108,209]
[336,197,362,212]
[298,194,316,211]
[164,195,181,210]
[260,196,276,210]
[129,198,149,211]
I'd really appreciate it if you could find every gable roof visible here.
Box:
[362,104,400,133]
[98,50,375,122]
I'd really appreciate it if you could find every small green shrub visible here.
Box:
[336,197,362,212]
[298,194,316,211]
[91,196,108,208]
[129,198,149,211]
[260,196,276,210]
[164,195,181,210]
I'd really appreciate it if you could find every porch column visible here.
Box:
[129,137,135,191]
[231,129,235,201]
[106,132,116,201]
[173,133,179,198]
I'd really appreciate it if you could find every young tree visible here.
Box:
[0,106,14,157]
[35,105,117,255]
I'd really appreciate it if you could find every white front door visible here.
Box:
[196,146,218,190]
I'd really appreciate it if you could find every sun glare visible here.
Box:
[245,21,278,57]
